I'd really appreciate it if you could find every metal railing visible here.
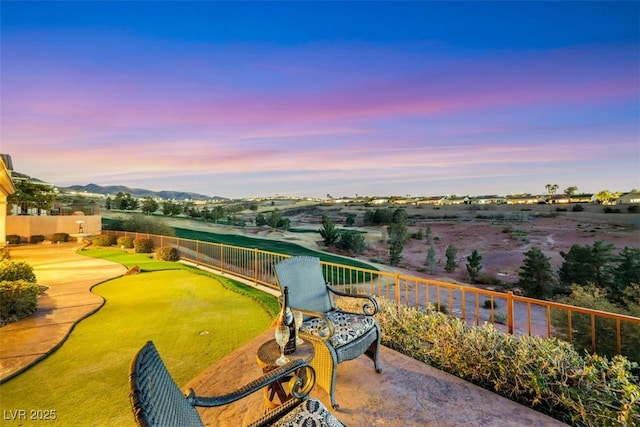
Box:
[105,230,640,360]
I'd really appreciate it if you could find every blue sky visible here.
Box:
[1,1,638,198]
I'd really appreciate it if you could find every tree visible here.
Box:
[466,249,483,283]
[425,245,437,274]
[611,246,640,302]
[211,206,225,223]
[319,215,340,246]
[596,190,621,205]
[445,244,458,273]
[105,196,112,210]
[389,240,403,266]
[161,200,182,216]
[564,186,578,200]
[140,197,159,215]
[268,210,282,229]
[517,247,556,298]
[8,180,56,215]
[545,183,559,197]
[337,231,366,254]
[255,213,267,226]
[345,213,356,227]
[558,241,615,290]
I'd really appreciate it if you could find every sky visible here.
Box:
[1,1,639,199]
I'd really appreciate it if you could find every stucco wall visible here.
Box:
[6,215,102,242]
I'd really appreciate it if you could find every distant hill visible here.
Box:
[60,183,225,201]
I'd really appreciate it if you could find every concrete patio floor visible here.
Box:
[185,329,566,426]
[1,244,566,425]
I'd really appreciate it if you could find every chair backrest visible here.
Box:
[275,256,334,313]
[129,341,204,427]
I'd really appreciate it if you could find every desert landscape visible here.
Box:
[138,202,640,290]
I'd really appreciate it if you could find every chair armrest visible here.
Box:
[188,358,314,407]
[291,307,335,341]
[326,284,379,316]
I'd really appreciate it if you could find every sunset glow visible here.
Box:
[1,2,638,198]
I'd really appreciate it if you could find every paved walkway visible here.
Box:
[0,244,566,425]
[0,243,127,382]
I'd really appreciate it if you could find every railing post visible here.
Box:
[506,291,514,335]
[253,248,258,285]
[394,273,400,304]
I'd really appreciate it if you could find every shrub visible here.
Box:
[482,299,497,309]
[156,246,179,261]
[29,235,45,244]
[0,260,36,283]
[0,248,9,261]
[0,279,40,326]
[629,205,640,214]
[604,207,621,214]
[117,236,135,249]
[6,235,21,245]
[134,238,154,253]
[52,233,69,243]
[91,234,117,247]
[370,297,639,426]
[572,204,584,212]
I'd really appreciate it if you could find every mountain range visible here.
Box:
[60,183,225,201]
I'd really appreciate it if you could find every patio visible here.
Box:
[2,244,566,425]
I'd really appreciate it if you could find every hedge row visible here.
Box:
[338,297,639,426]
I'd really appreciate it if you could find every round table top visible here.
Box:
[256,338,314,370]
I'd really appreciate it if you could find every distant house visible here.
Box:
[469,195,505,204]
[0,157,16,246]
[570,193,595,203]
[505,194,541,204]
[617,192,640,205]
[416,196,446,206]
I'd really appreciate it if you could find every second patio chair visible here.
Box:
[275,256,382,409]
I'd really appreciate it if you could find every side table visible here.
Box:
[256,339,314,412]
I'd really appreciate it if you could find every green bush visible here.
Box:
[0,260,36,283]
[6,235,21,245]
[29,235,45,244]
[92,234,117,247]
[52,233,69,243]
[0,279,40,326]
[629,205,640,214]
[133,238,154,254]
[364,297,639,426]
[155,246,179,261]
[117,236,135,249]
[572,204,584,212]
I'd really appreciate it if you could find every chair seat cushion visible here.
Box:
[273,398,344,427]
[300,310,376,348]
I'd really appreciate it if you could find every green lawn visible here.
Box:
[0,251,278,426]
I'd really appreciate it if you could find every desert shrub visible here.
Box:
[0,279,40,326]
[555,207,567,212]
[629,205,640,214]
[0,248,9,261]
[29,235,45,244]
[476,274,504,287]
[482,299,497,309]
[572,204,584,212]
[134,238,154,253]
[156,246,179,261]
[52,233,69,243]
[92,234,117,247]
[6,235,21,245]
[604,207,621,214]
[0,260,36,283]
[368,297,639,426]
[117,236,135,248]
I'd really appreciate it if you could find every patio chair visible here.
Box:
[275,256,382,409]
[129,341,344,427]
